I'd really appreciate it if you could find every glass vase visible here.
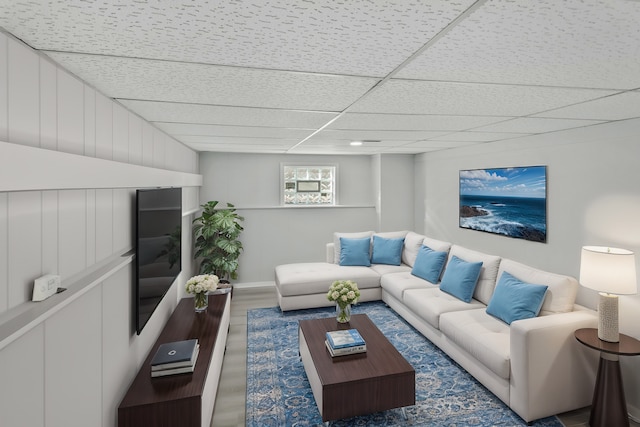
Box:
[336,303,351,323]
[194,292,208,313]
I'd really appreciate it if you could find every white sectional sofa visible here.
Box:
[274,230,599,423]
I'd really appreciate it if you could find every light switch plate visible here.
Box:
[32,274,61,302]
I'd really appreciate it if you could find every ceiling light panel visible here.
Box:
[350,80,615,116]
[328,113,513,131]
[0,0,476,77]
[306,139,411,147]
[154,123,313,139]
[119,100,338,128]
[397,0,640,90]
[533,92,640,121]
[45,52,378,111]
[473,117,605,133]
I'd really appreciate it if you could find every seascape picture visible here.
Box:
[459,166,547,243]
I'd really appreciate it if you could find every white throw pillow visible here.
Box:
[402,232,425,267]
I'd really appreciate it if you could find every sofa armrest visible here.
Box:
[326,243,335,264]
[509,309,598,422]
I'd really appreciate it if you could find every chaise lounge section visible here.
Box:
[274,230,599,423]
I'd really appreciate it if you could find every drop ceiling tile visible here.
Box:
[119,100,338,128]
[533,91,640,121]
[188,143,290,153]
[45,52,378,111]
[397,0,640,89]
[175,136,301,146]
[473,117,606,133]
[428,132,527,142]
[328,113,512,131]
[350,80,614,116]
[154,123,313,139]
[312,129,447,142]
[1,0,475,77]
[407,140,485,149]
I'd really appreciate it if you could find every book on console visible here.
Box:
[326,329,365,349]
[152,344,199,371]
[151,339,199,371]
[150,364,196,377]
[325,340,366,357]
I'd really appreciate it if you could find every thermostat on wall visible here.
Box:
[32,274,61,302]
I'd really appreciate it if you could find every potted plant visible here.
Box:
[193,201,244,283]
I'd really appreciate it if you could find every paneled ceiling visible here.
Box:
[1,0,639,155]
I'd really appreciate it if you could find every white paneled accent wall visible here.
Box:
[0,33,201,427]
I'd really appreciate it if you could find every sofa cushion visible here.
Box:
[411,245,448,283]
[498,258,578,315]
[402,232,425,267]
[448,245,502,305]
[275,262,380,297]
[486,271,548,324]
[333,231,373,264]
[339,237,371,266]
[439,256,483,303]
[440,309,511,380]
[380,271,436,301]
[403,288,484,329]
[371,236,405,266]
[370,264,411,276]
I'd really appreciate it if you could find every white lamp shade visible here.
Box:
[580,246,637,295]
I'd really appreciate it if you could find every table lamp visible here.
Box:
[580,246,637,342]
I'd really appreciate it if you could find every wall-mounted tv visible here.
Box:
[459,166,547,243]
[135,187,182,335]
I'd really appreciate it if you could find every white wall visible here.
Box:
[0,33,200,427]
[198,152,416,282]
[415,118,640,418]
[373,154,415,231]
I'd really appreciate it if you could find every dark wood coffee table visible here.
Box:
[298,314,415,423]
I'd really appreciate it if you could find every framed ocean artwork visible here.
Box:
[459,166,547,243]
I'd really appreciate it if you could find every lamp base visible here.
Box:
[598,292,619,343]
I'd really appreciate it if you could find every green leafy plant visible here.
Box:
[193,201,244,281]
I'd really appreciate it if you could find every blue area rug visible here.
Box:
[246,301,564,426]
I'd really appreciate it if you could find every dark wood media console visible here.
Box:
[118,293,231,427]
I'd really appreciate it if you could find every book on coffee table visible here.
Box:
[325,340,366,357]
[326,329,366,349]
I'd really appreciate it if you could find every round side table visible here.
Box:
[575,328,640,427]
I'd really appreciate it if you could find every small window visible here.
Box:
[282,165,336,205]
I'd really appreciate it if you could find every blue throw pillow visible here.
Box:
[339,237,371,266]
[411,245,448,283]
[370,236,405,265]
[439,256,483,303]
[486,271,549,325]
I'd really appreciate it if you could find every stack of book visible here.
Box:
[325,329,367,357]
[150,339,199,378]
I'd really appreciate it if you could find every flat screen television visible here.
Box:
[135,187,182,335]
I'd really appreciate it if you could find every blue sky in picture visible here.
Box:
[459,166,546,199]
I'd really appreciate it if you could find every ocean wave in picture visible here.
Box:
[459,166,547,243]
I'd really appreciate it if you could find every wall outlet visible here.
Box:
[32,274,61,302]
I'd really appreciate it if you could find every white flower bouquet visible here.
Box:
[327,280,360,308]
[186,274,219,312]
